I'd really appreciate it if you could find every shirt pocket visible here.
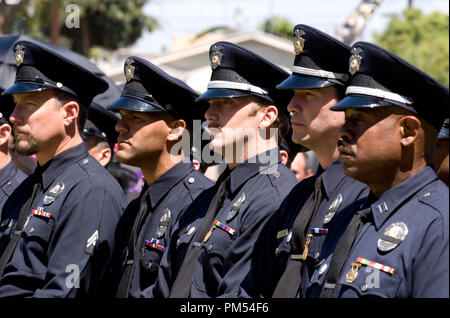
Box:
[140,246,163,285]
[338,265,402,298]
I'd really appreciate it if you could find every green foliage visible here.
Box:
[374,8,449,87]
[13,0,158,57]
[259,16,293,40]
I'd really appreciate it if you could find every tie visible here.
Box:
[0,173,42,279]
[272,174,323,298]
[169,171,231,298]
[116,186,151,298]
[320,206,372,298]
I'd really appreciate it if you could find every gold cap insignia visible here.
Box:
[14,44,25,66]
[210,45,223,70]
[349,47,363,75]
[293,29,305,55]
[124,58,135,82]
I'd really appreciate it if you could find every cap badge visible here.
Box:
[378,222,408,252]
[349,47,363,75]
[210,45,223,69]
[125,58,135,82]
[293,29,305,55]
[14,44,25,66]
[156,208,172,238]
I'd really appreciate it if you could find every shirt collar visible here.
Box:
[320,159,347,200]
[369,165,438,230]
[147,161,195,208]
[36,142,88,190]
[229,148,281,194]
[0,160,17,187]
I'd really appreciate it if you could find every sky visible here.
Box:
[131,0,449,53]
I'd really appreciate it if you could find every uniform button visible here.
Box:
[82,159,89,165]
[29,227,35,234]
[273,171,280,178]
[147,262,153,269]
[177,239,180,245]
[208,244,213,252]
[360,284,368,292]
[423,192,431,197]
[275,247,279,254]
[188,177,195,184]
[6,181,11,186]
[314,252,320,260]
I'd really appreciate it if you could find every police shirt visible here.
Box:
[0,143,127,297]
[307,166,449,298]
[248,159,369,297]
[0,160,27,213]
[104,161,213,298]
[153,149,297,298]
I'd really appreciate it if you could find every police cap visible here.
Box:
[277,24,351,90]
[84,103,119,150]
[2,40,108,106]
[330,41,449,130]
[0,90,14,125]
[196,41,293,117]
[108,56,208,128]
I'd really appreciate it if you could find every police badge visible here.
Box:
[125,58,135,82]
[378,222,408,252]
[210,45,223,69]
[323,193,343,224]
[15,44,25,66]
[226,192,245,222]
[293,29,306,55]
[156,208,172,238]
[43,182,65,205]
[349,47,363,75]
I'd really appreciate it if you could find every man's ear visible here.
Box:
[97,147,112,167]
[279,149,288,166]
[399,116,421,147]
[62,101,79,127]
[0,123,12,147]
[167,119,186,142]
[259,105,278,129]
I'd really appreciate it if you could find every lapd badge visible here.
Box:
[210,45,223,69]
[323,193,343,224]
[125,58,135,81]
[156,208,171,238]
[14,44,25,66]
[349,47,363,75]
[293,29,305,55]
[43,182,65,205]
[377,222,408,252]
[227,192,245,222]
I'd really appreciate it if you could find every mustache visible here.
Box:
[337,139,356,156]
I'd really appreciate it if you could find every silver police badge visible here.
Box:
[378,222,408,252]
[14,44,25,66]
[349,47,363,75]
[227,192,245,222]
[293,29,305,55]
[210,45,223,69]
[43,182,65,205]
[125,58,135,82]
[156,208,172,238]
[323,193,343,224]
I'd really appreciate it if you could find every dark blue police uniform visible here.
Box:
[101,56,213,298]
[0,160,27,213]
[152,41,297,298]
[244,25,369,298]
[307,41,449,298]
[0,39,127,297]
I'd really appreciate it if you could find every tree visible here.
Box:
[8,0,159,57]
[259,16,293,40]
[374,7,449,86]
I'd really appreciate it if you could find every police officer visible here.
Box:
[83,103,119,167]
[0,93,26,211]
[152,41,298,298]
[0,40,127,297]
[432,118,448,186]
[245,24,369,298]
[307,41,449,298]
[100,56,214,298]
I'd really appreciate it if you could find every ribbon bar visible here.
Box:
[214,220,235,236]
[356,257,395,275]
[311,228,328,234]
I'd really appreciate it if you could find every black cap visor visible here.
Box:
[2,81,56,96]
[277,73,341,90]
[330,95,412,111]
[196,88,273,103]
[108,96,166,113]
